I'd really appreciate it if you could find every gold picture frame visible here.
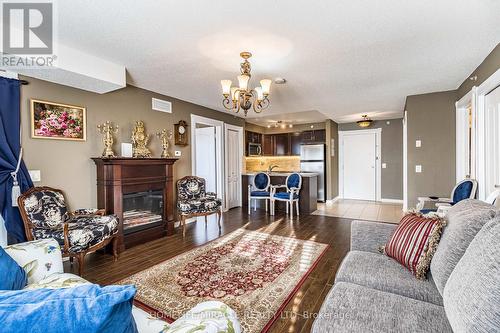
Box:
[30,99,87,141]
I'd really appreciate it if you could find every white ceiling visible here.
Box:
[56,0,499,123]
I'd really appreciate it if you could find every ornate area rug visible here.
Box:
[118,229,328,333]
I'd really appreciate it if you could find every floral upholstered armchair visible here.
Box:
[17,186,119,276]
[177,176,222,236]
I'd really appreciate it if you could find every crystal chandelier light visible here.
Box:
[220,52,272,116]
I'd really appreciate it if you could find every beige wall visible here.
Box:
[20,76,244,209]
[405,90,457,207]
[457,43,500,99]
[339,119,403,200]
[325,119,339,199]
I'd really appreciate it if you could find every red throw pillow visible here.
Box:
[381,212,445,280]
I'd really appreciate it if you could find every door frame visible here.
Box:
[224,123,244,209]
[191,114,225,209]
[403,111,408,210]
[475,68,500,200]
[338,128,382,201]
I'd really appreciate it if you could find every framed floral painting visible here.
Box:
[30,99,86,141]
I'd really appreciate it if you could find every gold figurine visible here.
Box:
[131,120,152,158]
[156,129,173,158]
[97,121,119,158]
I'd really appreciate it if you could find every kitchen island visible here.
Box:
[242,172,318,214]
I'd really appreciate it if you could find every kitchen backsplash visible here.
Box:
[245,156,301,172]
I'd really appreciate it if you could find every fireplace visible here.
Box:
[92,157,178,252]
[123,190,164,232]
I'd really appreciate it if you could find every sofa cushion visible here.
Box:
[350,220,397,254]
[4,238,63,285]
[335,251,443,305]
[0,284,137,333]
[443,216,500,332]
[24,272,90,290]
[382,213,445,279]
[312,282,452,333]
[0,247,27,290]
[431,199,497,295]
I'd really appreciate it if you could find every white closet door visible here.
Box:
[226,129,240,209]
[342,132,377,200]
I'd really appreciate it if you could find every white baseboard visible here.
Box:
[380,198,404,204]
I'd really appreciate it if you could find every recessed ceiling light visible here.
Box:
[267,125,271,128]
[274,77,287,84]
[289,124,293,128]
[310,125,314,129]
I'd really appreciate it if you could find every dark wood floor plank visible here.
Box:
[70,207,352,333]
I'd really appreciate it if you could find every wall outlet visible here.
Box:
[416,140,421,148]
[382,163,387,169]
[28,170,41,182]
[415,165,422,173]
[174,150,181,157]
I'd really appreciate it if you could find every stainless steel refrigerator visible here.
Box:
[300,144,326,202]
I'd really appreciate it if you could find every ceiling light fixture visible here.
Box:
[357,115,373,128]
[267,120,292,129]
[220,52,272,116]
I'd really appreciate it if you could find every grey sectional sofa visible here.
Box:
[312,199,500,332]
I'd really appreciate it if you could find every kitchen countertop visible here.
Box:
[243,172,318,178]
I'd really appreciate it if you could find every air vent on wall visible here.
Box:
[152,98,172,113]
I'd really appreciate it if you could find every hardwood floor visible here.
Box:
[71,208,352,333]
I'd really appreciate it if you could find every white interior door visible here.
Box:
[226,129,241,209]
[484,86,500,197]
[342,132,377,200]
[195,126,217,193]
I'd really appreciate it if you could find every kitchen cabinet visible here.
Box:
[245,128,325,156]
[262,135,274,156]
[274,134,289,156]
[301,129,325,143]
[290,132,302,155]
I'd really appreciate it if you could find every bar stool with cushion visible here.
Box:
[248,172,271,214]
[270,173,302,218]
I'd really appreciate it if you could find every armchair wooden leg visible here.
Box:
[69,257,74,265]
[181,215,186,237]
[248,198,251,215]
[112,236,119,261]
[217,209,222,230]
[77,252,85,276]
[265,199,268,212]
[290,201,294,218]
[296,200,300,216]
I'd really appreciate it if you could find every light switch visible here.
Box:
[29,170,41,182]
[382,163,387,169]
[174,150,182,157]
[415,165,422,173]
[416,140,421,148]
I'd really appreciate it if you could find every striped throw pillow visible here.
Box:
[382,212,445,280]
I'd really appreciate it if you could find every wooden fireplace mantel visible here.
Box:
[92,157,178,252]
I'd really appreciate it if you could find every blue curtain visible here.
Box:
[0,77,33,243]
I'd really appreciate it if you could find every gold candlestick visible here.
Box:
[156,129,173,158]
[97,121,119,158]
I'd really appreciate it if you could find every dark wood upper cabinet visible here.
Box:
[274,134,289,156]
[245,128,325,156]
[262,135,274,156]
[290,132,302,155]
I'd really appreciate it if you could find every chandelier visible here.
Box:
[357,115,373,128]
[220,52,272,116]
